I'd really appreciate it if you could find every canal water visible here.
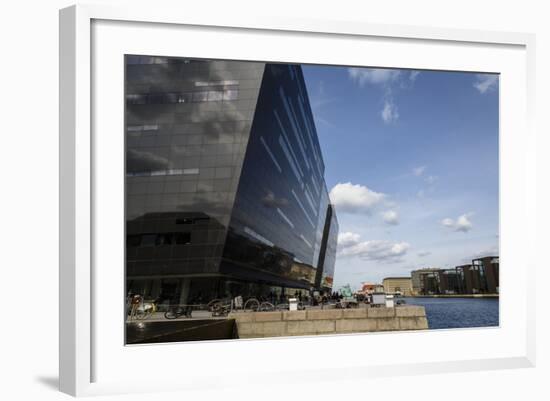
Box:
[403,297,499,329]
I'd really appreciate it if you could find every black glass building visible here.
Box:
[125,56,338,305]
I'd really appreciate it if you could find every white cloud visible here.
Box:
[309,80,338,127]
[441,218,455,228]
[348,68,401,86]
[441,213,473,233]
[382,210,399,225]
[261,191,288,208]
[337,232,361,248]
[342,239,411,262]
[348,67,412,124]
[329,182,386,214]
[409,71,420,82]
[455,214,473,232]
[473,74,498,94]
[413,165,426,176]
[381,99,399,123]
[338,232,410,262]
[417,251,431,257]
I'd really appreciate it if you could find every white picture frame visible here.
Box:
[59,3,536,397]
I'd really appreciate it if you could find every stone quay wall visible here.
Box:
[228,305,428,338]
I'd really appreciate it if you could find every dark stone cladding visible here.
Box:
[125,56,338,303]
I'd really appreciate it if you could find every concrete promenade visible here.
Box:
[229,305,428,338]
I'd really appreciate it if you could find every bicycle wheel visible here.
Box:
[207,299,222,312]
[259,302,275,312]
[244,298,260,312]
[164,310,178,319]
[211,304,228,317]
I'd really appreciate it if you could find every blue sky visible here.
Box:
[302,66,499,290]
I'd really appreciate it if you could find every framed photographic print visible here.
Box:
[59,3,536,396]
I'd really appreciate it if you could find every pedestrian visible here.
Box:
[130,294,142,319]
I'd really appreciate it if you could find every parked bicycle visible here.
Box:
[211,303,231,317]
[205,296,266,317]
[131,298,157,320]
[258,301,275,311]
[164,305,192,319]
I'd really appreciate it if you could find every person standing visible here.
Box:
[130,294,142,319]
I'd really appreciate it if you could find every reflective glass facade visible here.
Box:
[125,56,338,304]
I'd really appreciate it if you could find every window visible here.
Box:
[127,168,199,177]
[244,226,274,247]
[148,93,164,104]
[156,233,173,245]
[127,124,158,133]
[259,136,282,173]
[175,232,191,245]
[303,187,318,216]
[127,235,141,247]
[178,93,192,103]
[279,87,310,171]
[300,234,312,248]
[278,135,302,183]
[192,91,208,102]
[223,89,239,101]
[128,232,191,246]
[140,234,157,247]
[276,207,294,229]
[164,93,179,103]
[195,80,239,87]
[207,91,224,101]
[291,189,315,228]
[126,94,147,104]
[273,109,304,177]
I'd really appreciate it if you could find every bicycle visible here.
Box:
[258,301,275,311]
[243,298,260,311]
[164,304,192,319]
[211,303,231,317]
[203,296,273,317]
[132,299,157,320]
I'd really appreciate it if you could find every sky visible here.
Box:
[302,65,499,290]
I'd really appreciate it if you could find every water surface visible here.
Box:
[403,297,499,329]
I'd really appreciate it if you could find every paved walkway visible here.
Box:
[125,302,378,324]
[126,311,220,323]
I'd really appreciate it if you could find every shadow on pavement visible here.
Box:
[35,376,58,391]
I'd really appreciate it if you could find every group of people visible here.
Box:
[263,290,346,306]
[266,290,308,304]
